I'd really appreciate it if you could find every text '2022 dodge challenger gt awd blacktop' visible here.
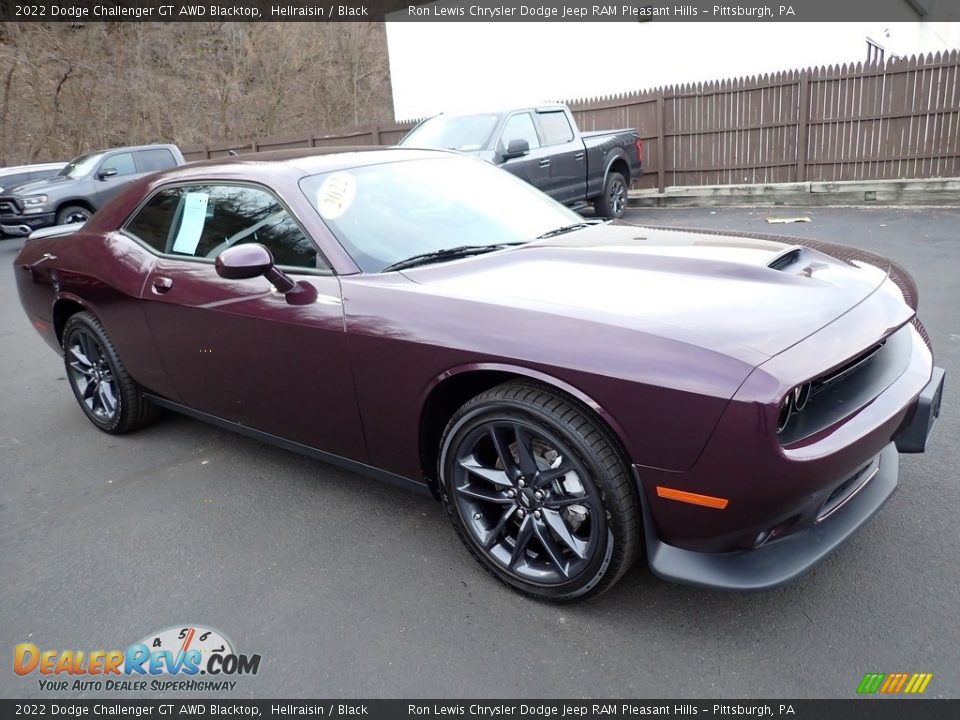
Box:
[14,148,945,601]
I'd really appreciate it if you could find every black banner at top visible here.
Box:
[0,0,959,22]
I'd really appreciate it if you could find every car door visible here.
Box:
[494,112,552,196]
[125,182,367,461]
[535,109,586,204]
[94,151,143,207]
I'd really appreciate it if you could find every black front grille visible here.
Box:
[0,198,22,218]
[810,340,886,396]
[778,325,912,445]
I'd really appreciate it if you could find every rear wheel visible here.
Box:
[62,312,158,434]
[439,381,640,601]
[593,171,628,218]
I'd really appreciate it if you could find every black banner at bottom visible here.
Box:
[0,700,956,720]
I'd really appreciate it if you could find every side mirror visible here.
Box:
[97,168,118,180]
[216,243,274,280]
[216,243,314,304]
[501,139,530,160]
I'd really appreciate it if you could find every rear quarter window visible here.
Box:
[124,187,183,253]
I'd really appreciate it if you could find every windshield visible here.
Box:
[58,152,103,179]
[400,114,500,152]
[300,155,582,273]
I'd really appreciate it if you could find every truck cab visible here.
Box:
[400,104,642,217]
[0,144,185,237]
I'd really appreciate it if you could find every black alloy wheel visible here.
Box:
[440,382,640,601]
[62,312,159,434]
[66,326,119,425]
[594,171,628,218]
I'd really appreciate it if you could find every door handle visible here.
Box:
[152,277,174,294]
[574,152,585,160]
[539,159,551,168]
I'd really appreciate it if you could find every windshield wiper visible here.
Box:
[536,223,591,239]
[381,243,524,273]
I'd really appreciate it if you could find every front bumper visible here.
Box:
[0,212,55,237]
[895,366,945,453]
[637,442,899,591]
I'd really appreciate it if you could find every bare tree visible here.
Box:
[0,22,394,166]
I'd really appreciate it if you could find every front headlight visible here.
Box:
[21,195,49,207]
[776,382,812,435]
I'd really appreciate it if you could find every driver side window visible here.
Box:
[100,152,137,177]
[498,113,541,153]
[124,184,321,270]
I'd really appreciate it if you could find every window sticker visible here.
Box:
[316,172,356,220]
[172,192,210,255]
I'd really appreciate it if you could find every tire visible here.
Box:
[439,381,640,602]
[593,171,628,218]
[56,205,92,226]
[62,312,159,434]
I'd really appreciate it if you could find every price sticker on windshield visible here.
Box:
[316,172,356,220]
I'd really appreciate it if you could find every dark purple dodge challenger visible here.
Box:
[14,148,944,601]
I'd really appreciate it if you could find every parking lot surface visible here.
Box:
[1,206,957,699]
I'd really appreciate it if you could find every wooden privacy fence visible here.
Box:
[182,50,960,192]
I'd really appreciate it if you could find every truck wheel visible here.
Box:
[439,381,641,602]
[594,171,628,218]
[57,205,92,225]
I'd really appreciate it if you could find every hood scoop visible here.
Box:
[767,246,803,271]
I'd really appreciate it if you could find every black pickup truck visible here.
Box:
[399,103,642,218]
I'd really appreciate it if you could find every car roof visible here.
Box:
[79,144,180,156]
[420,103,569,119]
[153,146,456,182]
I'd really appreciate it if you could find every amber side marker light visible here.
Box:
[656,486,729,510]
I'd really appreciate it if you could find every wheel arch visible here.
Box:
[604,154,631,187]
[53,294,92,348]
[55,198,97,219]
[418,363,634,498]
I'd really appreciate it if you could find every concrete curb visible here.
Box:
[628,177,960,208]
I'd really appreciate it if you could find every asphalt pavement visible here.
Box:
[1,206,957,699]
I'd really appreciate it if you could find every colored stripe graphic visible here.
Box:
[857,673,885,693]
[857,672,932,694]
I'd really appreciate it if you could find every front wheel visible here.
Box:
[439,382,640,601]
[593,171,628,218]
[56,205,92,225]
[62,312,158,434]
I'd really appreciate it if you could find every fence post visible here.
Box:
[796,70,810,182]
[372,125,381,145]
[656,89,666,193]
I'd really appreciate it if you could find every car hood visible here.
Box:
[400,224,892,360]
[3,175,73,196]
